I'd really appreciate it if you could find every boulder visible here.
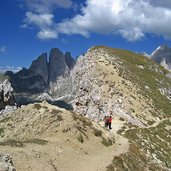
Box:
[0,80,15,110]
[0,154,16,171]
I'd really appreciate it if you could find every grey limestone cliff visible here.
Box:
[30,52,48,84]
[65,52,76,70]
[49,48,70,82]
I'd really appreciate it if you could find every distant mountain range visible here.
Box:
[0,66,22,73]
[5,48,75,93]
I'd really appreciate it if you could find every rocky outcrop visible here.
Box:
[0,80,15,110]
[151,45,171,71]
[0,154,15,171]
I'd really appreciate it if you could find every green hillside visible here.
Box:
[92,46,171,118]
[91,46,171,171]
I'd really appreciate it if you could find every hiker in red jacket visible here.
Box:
[108,116,112,130]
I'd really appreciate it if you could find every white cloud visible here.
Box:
[56,0,171,41]
[0,46,6,53]
[37,29,58,39]
[22,12,57,39]
[22,0,72,39]
[0,66,22,73]
[25,0,73,13]
[119,27,145,41]
[22,0,171,41]
[23,12,54,28]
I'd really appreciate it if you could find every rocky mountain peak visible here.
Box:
[49,48,63,59]
[29,52,48,83]
[49,48,69,82]
[151,44,171,71]
[160,44,169,49]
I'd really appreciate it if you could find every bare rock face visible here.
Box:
[0,154,16,171]
[0,80,15,110]
[30,53,48,84]
[65,52,76,70]
[48,48,71,95]
[49,48,69,82]
[151,45,171,71]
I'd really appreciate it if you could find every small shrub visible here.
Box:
[101,137,113,147]
[148,120,155,126]
[57,115,63,121]
[93,128,103,137]
[7,123,12,127]
[119,117,125,121]
[0,128,4,136]
[62,128,71,133]
[130,108,135,113]
[77,134,84,143]
[51,109,61,115]
[51,110,63,121]
[110,92,115,96]
[76,126,88,139]
[33,104,42,110]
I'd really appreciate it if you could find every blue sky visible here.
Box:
[1,0,171,68]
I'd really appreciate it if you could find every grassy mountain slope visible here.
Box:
[89,46,171,171]
[91,46,171,119]
[0,101,124,171]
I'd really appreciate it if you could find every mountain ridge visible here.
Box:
[0,45,171,171]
